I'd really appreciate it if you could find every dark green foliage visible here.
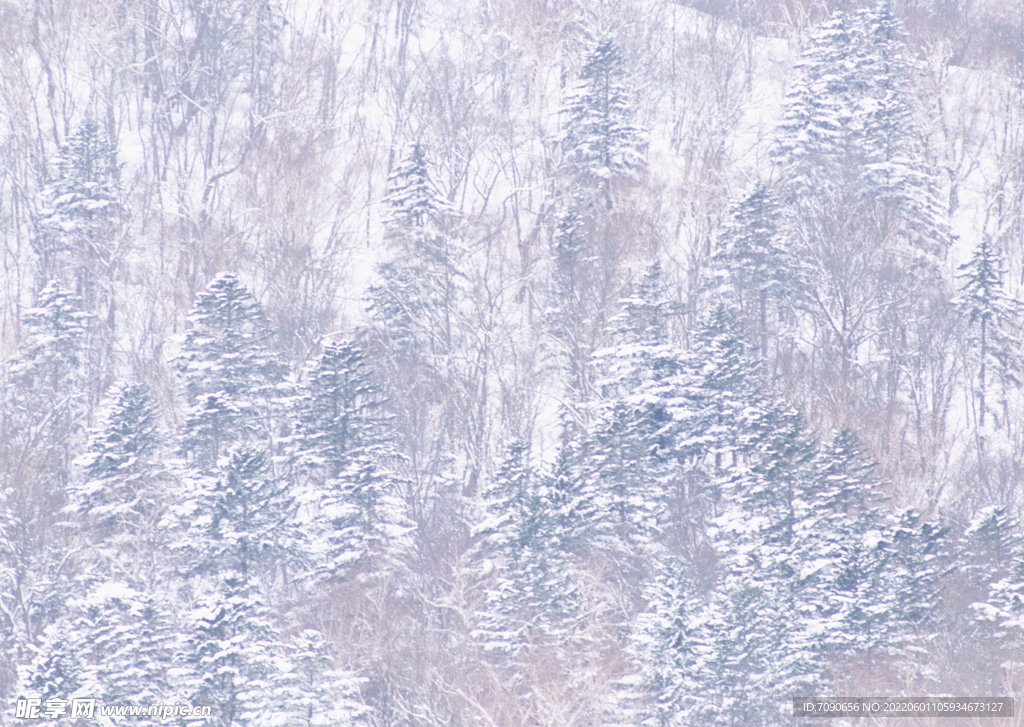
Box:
[954,237,1022,427]
[561,39,646,184]
[72,382,162,534]
[174,446,301,580]
[35,120,119,293]
[174,273,286,468]
[291,340,411,584]
[474,441,579,652]
[383,143,453,230]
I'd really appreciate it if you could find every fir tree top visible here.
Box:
[561,38,647,182]
[383,143,454,229]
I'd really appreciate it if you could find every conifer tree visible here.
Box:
[172,446,300,581]
[35,120,119,301]
[291,340,412,584]
[795,429,891,654]
[18,619,85,704]
[871,509,950,651]
[624,559,704,727]
[473,441,579,653]
[174,273,286,470]
[71,382,164,547]
[368,143,470,539]
[961,507,1020,589]
[547,204,610,400]
[616,261,681,348]
[19,583,179,722]
[183,573,294,727]
[371,143,460,361]
[294,340,391,474]
[973,537,1024,667]
[3,282,91,502]
[773,1,950,425]
[954,236,1022,428]
[383,143,454,232]
[561,38,646,199]
[710,185,798,359]
[283,630,370,727]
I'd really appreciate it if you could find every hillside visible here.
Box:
[2,0,1024,724]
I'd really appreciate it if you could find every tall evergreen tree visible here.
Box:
[283,630,370,727]
[709,185,799,359]
[621,559,704,727]
[367,142,472,544]
[184,578,370,726]
[70,382,164,552]
[473,441,579,654]
[291,340,412,585]
[615,261,681,348]
[18,583,179,723]
[172,446,300,581]
[35,119,119,301]
[972,531,1024,673]
[383,143,454,232]
[561,38,646,201]
[183,573,295,727]
[954,236,1021,428]
[547,204,609,400]
[773,1,950,427]
[174,273,286,470]
[294,340,391,474]
[795,429,892,655]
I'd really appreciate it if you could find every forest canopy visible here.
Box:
[2,0,1024,725]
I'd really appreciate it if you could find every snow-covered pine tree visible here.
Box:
[473,440,579,654]
[569,274,695,576]
[293,340,390,475]
[174,273,286,470]
[615,261,682,348]
[709,185,799,360]
[34,119,119,302]
[694,569,823,727]
[291,340,412,584]
[795,429,891,655]
[548,37,647,407]
[954,236,1022,429]
[773,0,950,428]
[18,582,180,723]
[947,507,1022,691]
[617,319,911,726]
[972,533,1024,678]
[560,38,646,205]
[578,306,762,578]
[281,629,370,727]
[383,143,454,232]
[70,382,165,563]
[172,446,301,582]
[183,572,296,727]
[702,404,829,726]
[961,507,1020,590]
[371,143,459,360]
[17,619,86,705]
[682,306,770,469]
[367,142,473,549]
[775,1,928,211]
[871,509,951,653]
[548,205,600,399]
[621,558,704,727]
